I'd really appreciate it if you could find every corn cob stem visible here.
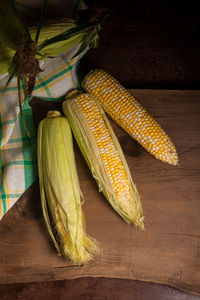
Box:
[63,92,144,229]
[82,69,178,166]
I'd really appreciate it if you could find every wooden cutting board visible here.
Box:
[0,90,199,296]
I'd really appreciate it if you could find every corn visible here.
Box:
[0,21,85,75]
[82,69,178,165]
[62,91,144,229]
[37,111,99,264]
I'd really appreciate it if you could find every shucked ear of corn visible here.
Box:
[62,91,144,229]
[37,111,99,264]
[82,69,178,166]
[0,21,85,75]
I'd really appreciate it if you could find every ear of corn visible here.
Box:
[32,22,85,59]
[82,69,178,166]
[37,110,99,264]
[62,92,144,229]
[0,21,85,75]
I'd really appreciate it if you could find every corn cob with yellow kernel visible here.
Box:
[62,91,144,229]
[82,69,178,165]
[37,111,99,264]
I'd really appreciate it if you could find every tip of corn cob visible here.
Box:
[82,69,178,166]
[47,110,62,118]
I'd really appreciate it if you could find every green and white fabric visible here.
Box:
[0,0,85,220]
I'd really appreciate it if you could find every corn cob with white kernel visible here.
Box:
[82,69,178,165]
[62,91,144,229]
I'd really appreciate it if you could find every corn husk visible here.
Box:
[0,0,30,50]
[0,21,85,75]
[37,111,99,264]
[62,92,144,229]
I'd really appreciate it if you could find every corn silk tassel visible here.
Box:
[0,21,86,75]
[0,0,100,135]
[0,0,101,97]
[63,92,144,229]
[37,111,99,264]
[82,69,178,166]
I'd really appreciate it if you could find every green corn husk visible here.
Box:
[62,92,144,229]
[0,0,30,51]
[0,21,85,75]
[37,110,99,264]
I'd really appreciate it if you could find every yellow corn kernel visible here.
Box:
[37,111,99,264]
[63,91,144,229]
[82,69,178,165]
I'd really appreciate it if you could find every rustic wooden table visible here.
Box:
[0,89,199,299]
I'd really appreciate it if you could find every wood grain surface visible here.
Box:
[0,90,199,296]
[1,277,200,300]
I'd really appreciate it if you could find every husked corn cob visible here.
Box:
[82,69,178,165]
[63,91,144,229]
[37,111,99,264]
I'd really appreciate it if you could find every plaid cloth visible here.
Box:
[0,0,86,220]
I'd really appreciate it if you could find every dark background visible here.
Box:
[80,0,200,89]
[18,0,200,89]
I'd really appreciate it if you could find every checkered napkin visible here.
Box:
[0,49,83,220]
[0,0,88,220]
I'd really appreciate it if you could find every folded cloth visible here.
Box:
[0,48,83,220]
[0,0,88,220]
